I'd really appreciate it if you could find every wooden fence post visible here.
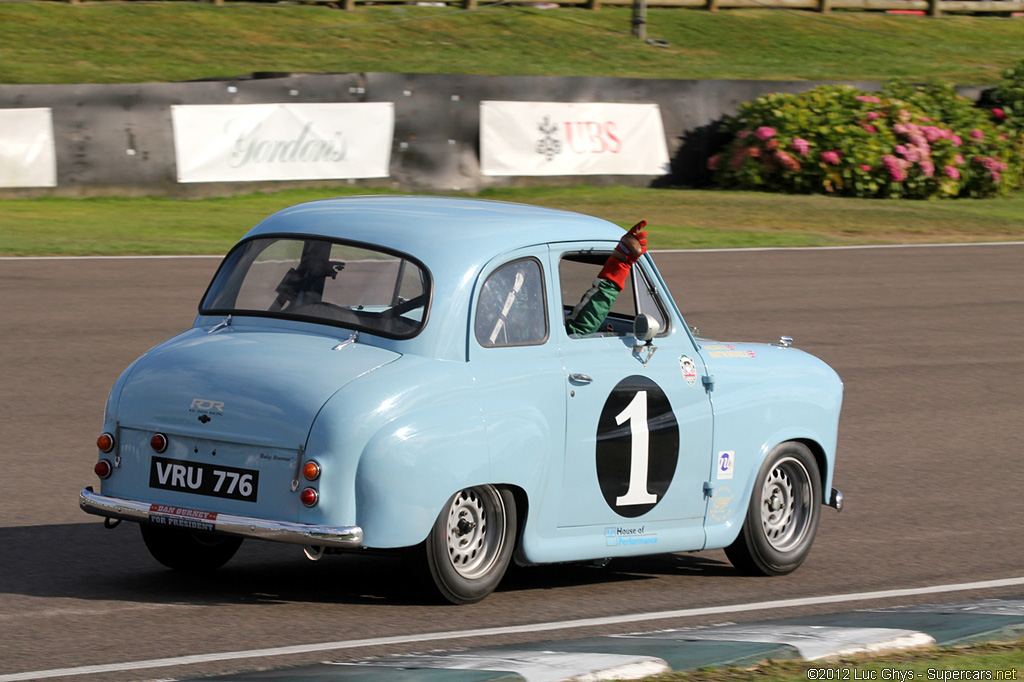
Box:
[464,0,478,8]
[819,0,832,12]
[928,0,942,15]
[587,0,602,10]
[706,0,719,11]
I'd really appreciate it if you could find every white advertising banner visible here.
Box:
[171,103,394,183]
[0,108,57,188]
[480,101,670,177]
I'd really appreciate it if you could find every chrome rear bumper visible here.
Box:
[80,488,363,548]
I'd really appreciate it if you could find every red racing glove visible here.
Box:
[598,220,648,290]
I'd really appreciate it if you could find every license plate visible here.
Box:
[149,456,259,502]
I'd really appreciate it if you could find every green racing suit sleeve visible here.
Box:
[566,278,622,336]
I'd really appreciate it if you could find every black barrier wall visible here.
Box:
[1,73,899,198]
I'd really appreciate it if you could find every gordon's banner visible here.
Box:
[0,108,57,189]
[171,103,394,183]
[480,101,670,177]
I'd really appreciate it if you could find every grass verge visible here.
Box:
[2,186,1022,257]
[0,4,1022,84]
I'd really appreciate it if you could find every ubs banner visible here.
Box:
[171,102,394,183]
[0,108,57,188]
[480,101,670,177]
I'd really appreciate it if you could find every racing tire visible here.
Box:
[140,522,243,572]
[725,442,822,576]
[424,485,516,605]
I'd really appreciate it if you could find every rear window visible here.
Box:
[201,236,431,339]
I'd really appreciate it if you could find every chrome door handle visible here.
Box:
[568,373,593,384]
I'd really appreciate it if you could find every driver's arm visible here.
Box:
[566,221,648,336]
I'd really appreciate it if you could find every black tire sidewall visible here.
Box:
[140,522,243,572]
[425,486,516,605]
[739,442,822,575]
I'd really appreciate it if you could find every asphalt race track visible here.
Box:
[1,243,1022,681]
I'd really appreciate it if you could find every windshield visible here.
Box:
[201,236,431,339]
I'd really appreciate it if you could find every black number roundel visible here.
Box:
[596,375,679,518]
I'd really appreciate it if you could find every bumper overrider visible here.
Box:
[80,487,363,548]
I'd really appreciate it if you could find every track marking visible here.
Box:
[2,576,1023,681]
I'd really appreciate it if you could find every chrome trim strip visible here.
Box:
[79,488,363,548]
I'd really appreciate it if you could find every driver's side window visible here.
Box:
[559,251,669,337]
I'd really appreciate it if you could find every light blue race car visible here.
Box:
[81,196,843,604]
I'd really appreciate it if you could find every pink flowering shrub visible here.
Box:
[707,81,1023,199]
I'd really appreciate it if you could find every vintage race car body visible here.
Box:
[82,196,843,603]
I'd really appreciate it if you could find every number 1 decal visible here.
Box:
[614,391,657,506]
[596,376,679,518]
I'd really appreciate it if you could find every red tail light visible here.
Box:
[94,459,112,479]
[97,433,115,453]
[300,488,319,507]
[150,433,168,453]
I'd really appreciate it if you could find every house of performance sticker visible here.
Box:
[605,525,659,547]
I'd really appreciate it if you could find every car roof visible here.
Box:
[244,195,628,268]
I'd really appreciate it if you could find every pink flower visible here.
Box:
[991,171,1002,184]
[859,164,872,172]
[920,160,935,178]
[954,154,965,165]
[970,129,985,140]
[992,108,1006,121]
[895,145,908,156]
[922,127,943,143]
[863,125,878,134]
[865,111,880,121]
[944,165,960,180]
[755,126,776,141]
[707,155,721,171]
[883,155,906,182]
[950,135,962,147]
[790,138,810,156]
[765,139,779,151]
[821,150,841,165]
[737,130,751,140]
[775,150,801,172]
[855,95,882,103]
[893,124,909,135]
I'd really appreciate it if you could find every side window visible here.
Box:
[475,258,548,348]
[559,251,669,337]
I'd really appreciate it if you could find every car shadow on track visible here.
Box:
[0,522,736,607]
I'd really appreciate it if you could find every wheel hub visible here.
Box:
[760,456,812,552]
[444,487,507,580]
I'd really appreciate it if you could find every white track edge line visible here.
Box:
[2,241,1023,261]
[3,576,1023,682]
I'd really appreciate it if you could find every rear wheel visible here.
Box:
[140,523,243,572]
[424,485,516,605]
[725,442,821,576]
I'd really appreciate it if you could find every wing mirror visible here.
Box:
[633,314,661,343]
[632,314,660,368]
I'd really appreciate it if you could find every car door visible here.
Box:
[553,245,714,532]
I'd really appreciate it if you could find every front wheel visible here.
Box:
[140,522,243,572]
[423,485,516,605]
[725,442,822,576]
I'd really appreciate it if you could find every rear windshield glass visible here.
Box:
[201,236,430,339]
